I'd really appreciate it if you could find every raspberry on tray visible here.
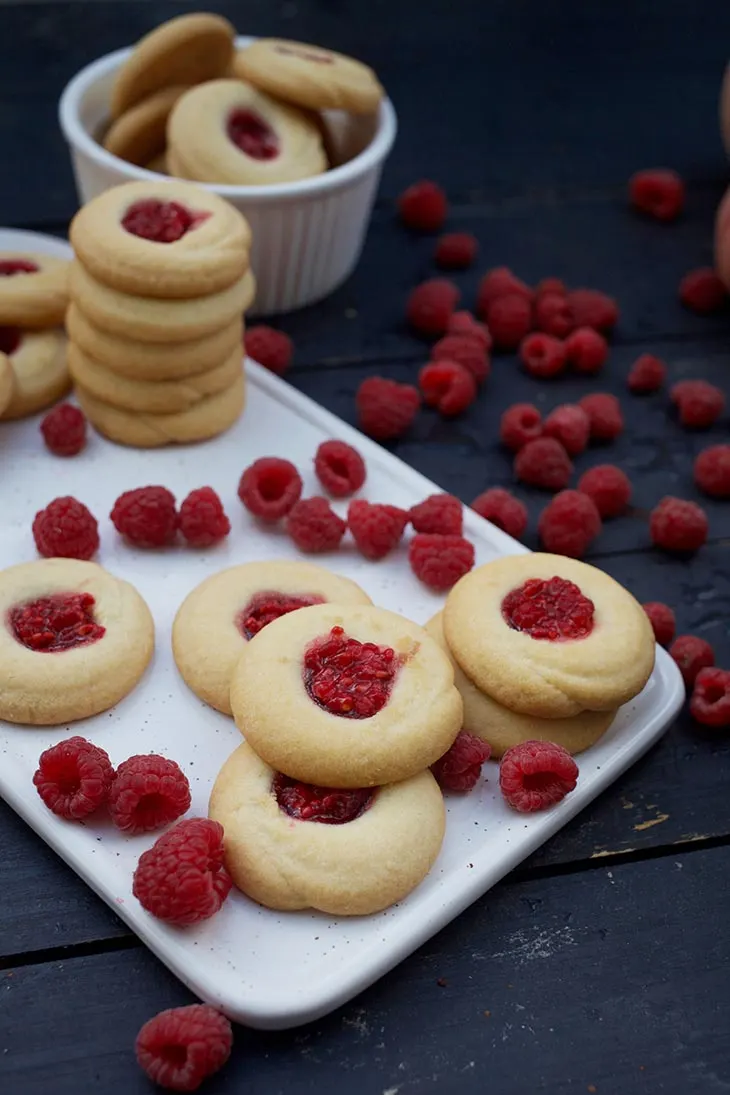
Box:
[409,533,475,591]
[499,739,579,812]
[238,457,303,520]
[286,497,346,553]
[410,493,463,536]
[314,439,366,498]
[110,486,178,548]
[133,817,232,926]
[470,488,528,540]
[179,487,231,547]
[108,754,191,834]
[431,731,491,792]
[33,736,115,820]
[33,496,100,560]
[347,499,409,560]
[40,403,87,456]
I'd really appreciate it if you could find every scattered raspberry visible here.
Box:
[314,439,366,498]
[431,334,490,383]
[347,499,409,560]
[670,379,725,429]
[519,332,567,379]
[534,292,574,338]
[567,289,619,332]
[476,267,533,315]
[514,437,573,491]
[286,496,346,552]
[542,404,590,456]
[356,376,420,441]
[136,1004,233,1093]
[244,325,293,376]
[237,457,302,520]
[627,353,666,393]
[537,490,602,558]
[409,533,475,591]
[407,278,460,336]
[108,755,191,835]
[499,740,579,812]
[110,486,178,548]
[578,393,624,442]
[486,294,533,350]
[694,444,730,498]
[32,496,100,560]
[431,731,491,792]
[33,736,115,820]
[398,180,447,232]
[447,311,492,350]
[410,493,463,536]
[564,327,608,375]
[133,817,232,926]
[434,232,478,269]
[577,464,631,518]
[690,667,730,728]
[669,635,715,687]
[629,168,685,221]
[178,487,230,547]
[470,487,528,539]
[535,278,567,297]
[500,402,543,451]
[419,359,477,416]
[650,496,708,554]
[40,403,87,456]
[642,602,676,647]
[679,268,727,315]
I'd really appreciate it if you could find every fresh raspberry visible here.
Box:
[32,736,114,820]
[347,499,409,560]
[108,755,191,835]
[244,325,293,376]
[110,486,178,548]
[431,334,490,383]
[669,635,715,687]
[564,327,608,374]
[238,457,302,520]
[534,292,574,338]
[542,404,590,456]
[32,496,100,560]
[410,493,463,536]
[629,168,685,221]
[690,667,730,728]
[537,490,602,558]
[398,180,447,232]
[500,740,579,812]
[178,487,230,547]
[535,277,567,297]
[500,402,543,451]
[286,497,346,552]
[650,496,708,554]
[136,1004,233,1093]
[419,359,477,416]
[447,310,493,350]
[627,353,666,393]
[408,533,475,591]
[407,278,460,336]
[477,267,533,315]
[694,444,730,497]
[514,438,573,491]
[486,294,533,350]
[642,602,676,647]
[577,464,632,518]
[40,403,87,456]
[470,487,528,539]
[567,289,619,332]
[356,376,420,441]
[431,731,491,792]
[519,332,567,378]
[314,439,366,498]
[670,379,725,429]
[434,232,478,269]
[133,817,232,925]
[578,393,624,441]
[679,268,727,315]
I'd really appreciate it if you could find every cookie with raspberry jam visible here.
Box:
[0,329,69,421]
[0,252,69,328]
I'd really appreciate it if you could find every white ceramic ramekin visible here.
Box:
[58,38,397,316]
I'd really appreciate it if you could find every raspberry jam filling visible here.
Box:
[237,590,325,640]
[273,773,375,824]
[0,259,39,276]
[227,110,280,160]
[502,577,595,641]
[121,200,209,242]
[0,326,21,354]
[274,44,334,65]
[9,592,106,652]
[303,625,400,718]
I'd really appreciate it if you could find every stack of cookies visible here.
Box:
[66,178,254,447]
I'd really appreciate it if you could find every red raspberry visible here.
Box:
[110,486,178,548]
[286,496,346,552]
[670,379,725,428]
[136,1004,233,1093]
[108,755,191,835]
[627,353,666,393]
[431,731,491,792]
[669,635,715,687]
[407,278,460,336]
[578,393,624,441]
[477,267,533,315]
[244,325,293,376]
[534,292,574,338]
[486,294,533,350]
[447,310,492,350]
[356,377,420,441]
[642,602,676,647]
[577,464,632,518]
[132,817,232,926]
[690,667,730,728]
[314,439,366,498]
[500,402,543,451]
[679,268,727,315]
[398,180,447,232]
[470,487,528,539]
[347,499,409,560]
[537,490,601,558]
[238,457,302,520]
[514,437,573,491]
[33,496,100,560]
[650,496,708,554]
[40,403,87,456]
[408,533,475,591]
[431,334,490,383]
[499,740,579,812]
[33,736,114,820]
[410,492,463,535]
[178,487,230,547]
[435,232,478,269]
[542,404,590,456]
[567,289,619,332]
[564,327,608,374]
[535,277,567,297]
[419,359,477,416]
[519,332,567,378]
[629,168,685,221]
[694,444,730,497]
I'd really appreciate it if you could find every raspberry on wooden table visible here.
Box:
[347,499,409,560]
[419,359,477,416]
[627,353,666,393]
[238,457,302,520]
[398,180,447,231]
[542,404,590,456]
[179,487,230,547]
[519,332,567,378]
[244,325,293,375]
[514,437,573,491]
[642,602,676,647]
[500,403,543,451]
[431,732,491,792]
[133,818,232,926]
[111,486,178,548]
[136,1004,233,1092]
[33,496,100,560]
[33,736,114,820]
[578,392,624,441]
[535,277,567,297]
[537,490,602,558]
[567,289,619,333]
[40,403,87,456]
[678,268,727,315]
[409,533,475,591]
[499,740,579,813]
[670,379,725,429]
[694,445,730,497]
[669,635,715,687]
[356,376,421,441]
[108,755,191,835]
[435,232,478,269]
[577,464,632,517]
[470,488,528,539]
[286,497,346,553]
[565,327,608,375]
[650,496,708,554]
[314,439,366,498]
[447,310,492,350]
[431,334,490,383]
[476,267,533,315]
[407,278,460,336]
[628,168,685,221]
[410,493,463,536]
[690,668,730,728]
[486,294,533,350]
[534,292,574,338]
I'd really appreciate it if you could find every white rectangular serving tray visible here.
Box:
[0,229,685,1030]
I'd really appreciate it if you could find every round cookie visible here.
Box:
[0,329,69,420]
[167,79,328,186]
[0,253,69,327]
[70,179,251,299]
[103,85,188,166]
[173,561,373,715]
[230,602,463,788]
[209,742,445,916]
[0,352,14,414]
[425,613,616,757]
[145,152,169,174]
[443,553,656,719]
[110,13,235,119]
[233,38,384,115]
[0,558,154,725]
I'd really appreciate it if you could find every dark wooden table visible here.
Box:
[2,2,730,1092]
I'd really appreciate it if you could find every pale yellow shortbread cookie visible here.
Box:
[0,329,69,420]
[0,252,69,327]
[103,86,188,166]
